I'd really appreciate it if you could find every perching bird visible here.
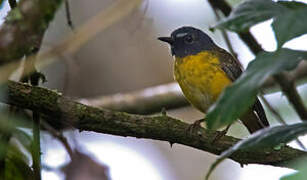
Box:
[158,26,269,133]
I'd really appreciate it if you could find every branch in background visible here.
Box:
[0,0,142,84]
[208,0,263,54]
[211,7,237,59]
[79,83,188,115]
[80,63,307,115]
[0,81,306,169]
[274,73,307,120]
[259,93,306,150]
[0,0,63,65]
[41,121,74,159]
[262,61,307,90]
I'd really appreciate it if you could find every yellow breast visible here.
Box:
[174,51,232,113]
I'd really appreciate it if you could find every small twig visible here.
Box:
[41,121,74,158]
[0,0,142,83]
[65,0,74,30]
[208,0,263,54]
[259,94,286,124]
[274,73,307,121]
[207,0,263,55]
[26,47,43,180]
[32,111,41,180]
[278,75,307,113]
[212,8,237,59]
[259,93,306,150]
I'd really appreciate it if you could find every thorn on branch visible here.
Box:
[161,107,167,116]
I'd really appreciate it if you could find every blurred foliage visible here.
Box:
[214,0,307,47]
[206,0,307,179]
[281,169,307,180]
[280,158,307,180]
[206,49,307,130]
[206,122,307,180]
[207,0,307,129]
[272,6,307,48]
[0,115,34,179]
[5,143,34,180]
[214,0,287,32]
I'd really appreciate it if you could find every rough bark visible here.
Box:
[0,81,306,169]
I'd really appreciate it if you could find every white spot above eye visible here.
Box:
[176,33,188,38]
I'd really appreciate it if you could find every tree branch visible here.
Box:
[0,81,306,169]
[0,0,63,65]
[79,83,188,115]
[274,73,307,120]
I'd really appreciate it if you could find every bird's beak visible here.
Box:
[158,37,174,45]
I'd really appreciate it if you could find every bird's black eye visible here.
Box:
[184,35,193,44]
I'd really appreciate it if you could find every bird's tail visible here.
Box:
[240,109,267,133]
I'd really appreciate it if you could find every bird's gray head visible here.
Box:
[158,26,215,58]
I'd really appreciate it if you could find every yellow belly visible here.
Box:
[174,51,232,113]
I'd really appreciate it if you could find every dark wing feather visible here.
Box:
[213,45,269,127]
[213,46,243,80]
[253,98,269,126]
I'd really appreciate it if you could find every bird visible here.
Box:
[158,26,269,134]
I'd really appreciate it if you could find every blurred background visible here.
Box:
[1,0,307,179]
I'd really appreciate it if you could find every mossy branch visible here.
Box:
[0,0,63,65]
[0,81,306,169]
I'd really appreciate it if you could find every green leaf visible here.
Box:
[278,1,307,10]
[214,0,287,32]
[272,7,307,48]
[281,171,307,180]
[206,48,307,130]
[280,156,307,180]
[13,128,33,154]
[5,143,33,180]
[206,122,307,180]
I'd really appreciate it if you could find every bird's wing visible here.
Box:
[213,46,243,81]
[213,46,269,127]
